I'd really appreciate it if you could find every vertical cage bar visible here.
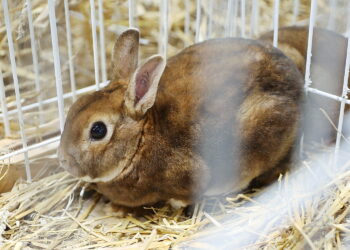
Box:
[163,0,168,59]
[27,0,44,124]
[240,0,246,38]
[273,0,280,47]
[334,37,350,164]
[2,0,31,181]
[346,1,350,37]
[207,0,213,39]
[184,0,191,46]
[327,0,338,30]
[128,0,135,27]
[300,0,317,156]
[251,0,259,37]
[248,0,252,37]
[48,0,65,132]
[0,67,10,136]
[225,0,233,37]
[304,0,317,90]
[159,0,163,55]
[232,0,238,36]
[64,0,77,101]
[89,0,100,90]
[98,0,107,82]
[195,0,201,43]
[159,0,168,59]
[292,0,300,25]
[229,0,237,37]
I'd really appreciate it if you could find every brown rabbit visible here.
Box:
[58,29,303,210]
[259,26,349,145]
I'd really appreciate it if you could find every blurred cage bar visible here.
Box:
[0,0,350,181]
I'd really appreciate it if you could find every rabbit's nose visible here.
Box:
[59,158,69,169]
[59,158,81,177]
[57,145,65,160]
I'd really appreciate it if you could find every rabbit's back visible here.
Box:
[154,38,303,144]
[260,26,349,144]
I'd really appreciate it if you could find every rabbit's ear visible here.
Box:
[124,55,166,118]
[111,29,139,81]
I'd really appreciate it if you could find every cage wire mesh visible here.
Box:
[0,0,349,249]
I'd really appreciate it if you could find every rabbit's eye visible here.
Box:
[90,121,107,140]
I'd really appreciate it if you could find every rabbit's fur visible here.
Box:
[260,26,349,145]
[58,29,303,209]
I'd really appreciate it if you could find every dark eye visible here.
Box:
[90,121,107,140]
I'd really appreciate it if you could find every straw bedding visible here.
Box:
[0,148,349,249]
[0,0,350,249]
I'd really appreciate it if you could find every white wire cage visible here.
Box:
[0,0,349,184]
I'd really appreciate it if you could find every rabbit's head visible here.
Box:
[58,29,166,182]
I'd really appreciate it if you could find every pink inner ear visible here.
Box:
[134,58,161,103]
[135,71,150,102]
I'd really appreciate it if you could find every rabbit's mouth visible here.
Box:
[57,146,83,177]
[59,158,81,177]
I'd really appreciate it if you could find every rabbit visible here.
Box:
[58,28,303,211]
[259,26,350,146]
